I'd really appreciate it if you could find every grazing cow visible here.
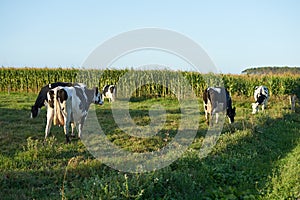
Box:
[31,82,86,118]
[31,82,74,118]
[290,84,300,112]
[290,94,298,112]
[252,86,269,114]
[203,87,236,125]
[102,85,116,102]
[44,87,76,141]
[45,85,103,143]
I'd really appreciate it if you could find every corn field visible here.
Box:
[1,67,300,97]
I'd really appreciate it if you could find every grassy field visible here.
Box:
[0,92,299,199]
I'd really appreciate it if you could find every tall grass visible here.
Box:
[1,67,300,97]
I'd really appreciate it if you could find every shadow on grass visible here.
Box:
[0,107,47,156]
[83,104,300,198]
[183,112,300,199]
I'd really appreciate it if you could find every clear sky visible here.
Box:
[1,0,299,74]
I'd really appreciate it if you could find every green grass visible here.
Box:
[0,92,299,199]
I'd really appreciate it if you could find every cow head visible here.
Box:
[30,105,40,118]
[227,106,236,123]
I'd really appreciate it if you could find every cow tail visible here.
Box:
[53,96,65,126]
[206,88,210,104]
[53,96,58,125]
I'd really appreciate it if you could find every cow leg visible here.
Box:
[70,123,75,137]
[78,116,87,139]
[78,124,83,139]
[63,123,69,143]
[44,107,54,141]
[252,103,258,114]
[65,134,70,144]
[262,99,268,111]
[290,95,296,112]
[215,113,219,124]
[203,103,208,120]
[210,100,219,125]
[210,113,214,126]
[210,106,218,125]
[203,103,210,125]
[64,117,71,143]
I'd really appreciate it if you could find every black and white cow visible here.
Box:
[252,86,269,114]
[45,85,103,143]
[31,82,74,118]
[203,87,236,125]
[290,84,300,112]
[102,85,116,102]
[290,94,299,112]
[31,82,86,118]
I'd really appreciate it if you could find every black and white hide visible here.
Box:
[45,85,103,143]
[31,82,74,118]
[102,85,116,102]
[203,87,236,125]
[252,86,269,114]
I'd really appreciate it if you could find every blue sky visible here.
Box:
[0,0,299,74]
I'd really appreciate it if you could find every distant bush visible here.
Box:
[242,66,300,75]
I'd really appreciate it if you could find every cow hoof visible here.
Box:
[65,138,71,144]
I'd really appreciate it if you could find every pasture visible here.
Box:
[0,91,299,199]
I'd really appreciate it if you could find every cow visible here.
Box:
[252,86,269,114]
[30,82,75,118]
[44,85,103,143]
[44,86,75,141]
[203,87,236,125]
[290,94,298,112]
[102,85,116,102]
[290,84,300,112]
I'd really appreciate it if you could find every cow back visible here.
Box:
[208,87,227,109]
[254,86,269,104]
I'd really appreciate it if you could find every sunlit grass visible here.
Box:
[0,92,299,199]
